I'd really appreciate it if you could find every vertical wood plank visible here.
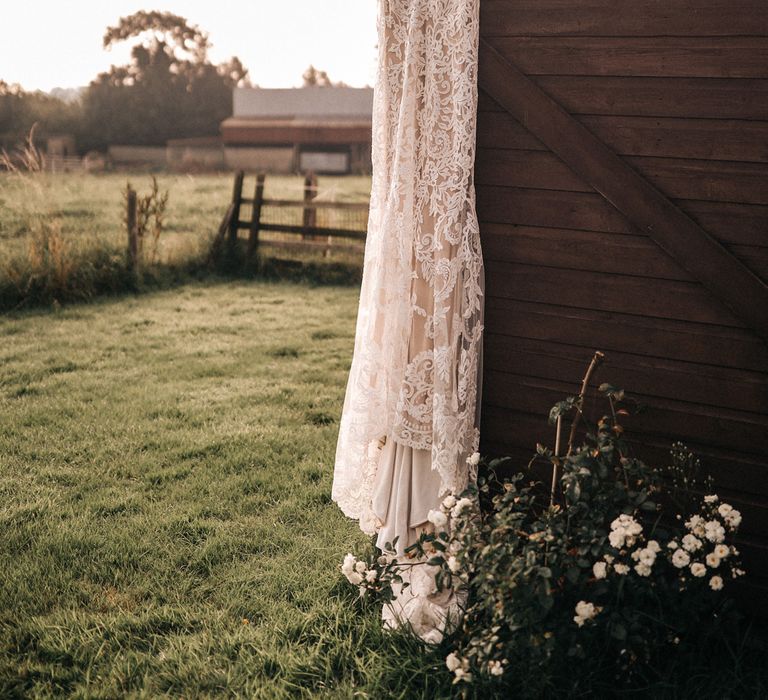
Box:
[126,187,138,274]
[228,170,245,246]
[247,173,266,258]
[303,172,318,240]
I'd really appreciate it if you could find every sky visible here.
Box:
[0,0,379,92]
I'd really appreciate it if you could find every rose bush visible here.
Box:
[341,377,746,696]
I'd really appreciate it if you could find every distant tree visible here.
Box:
[302,65,347,88]
[0,80,82,150]
[81,11,249,151]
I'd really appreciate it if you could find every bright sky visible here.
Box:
[0,0,379,92]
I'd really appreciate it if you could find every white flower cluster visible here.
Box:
[588,494,744,594]
[573,600,602,627]
[667,497,744,590]
[446,652,474,683]
[630,539,660,577]
[608,514,643,549]
[341,553,379,589]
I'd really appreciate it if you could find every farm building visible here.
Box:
[220,86,373,174]
[474,1,768,612]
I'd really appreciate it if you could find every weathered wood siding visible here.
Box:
[476,1,768,609]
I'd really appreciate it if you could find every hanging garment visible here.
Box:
[333,0,484,638]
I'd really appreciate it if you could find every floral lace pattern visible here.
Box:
[333,0,484,533]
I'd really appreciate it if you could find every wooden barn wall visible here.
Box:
[475,1,768,607]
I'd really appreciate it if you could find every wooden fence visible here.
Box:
[210,171,369,261]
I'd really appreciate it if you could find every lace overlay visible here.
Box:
[333,0,484,533]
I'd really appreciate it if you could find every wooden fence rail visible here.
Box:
[210,171,369,262]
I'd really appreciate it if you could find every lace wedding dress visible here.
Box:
[333,0,483,642]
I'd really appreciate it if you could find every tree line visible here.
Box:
[0,11,343,154]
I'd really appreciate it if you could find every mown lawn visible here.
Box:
[0,280,450,699]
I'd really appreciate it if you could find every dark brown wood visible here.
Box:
[477,185,768,248]
[302,172,318,240]
[247,173,265,258]
[536,76,768,120]
[478,42,768,341]
[478,78,768,121]
[251,198,369,211]
[480,0,768,38]
[485,260,742,327]
[482,372,768,460]
[477,112,768,163]
[126,188,138,274]
[476,148,768,206]
[481,225,768,284]
[480,410,768,501]
[228,171,245,246]
[258,223,367,240]
[483,333,768,414]
[483,298,768,372]
[487,37,768,79]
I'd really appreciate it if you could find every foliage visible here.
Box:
[0,81,82,152]
[124,176,170,265]
[80,11,248,151]
[342,364,754,697]
[302,65,347,88]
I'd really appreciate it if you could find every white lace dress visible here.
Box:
[333,0,483,641]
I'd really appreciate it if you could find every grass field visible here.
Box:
[0,280,451,699]
[0,172,369,310]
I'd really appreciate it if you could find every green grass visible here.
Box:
[0,172,369,310]
[0,279,450,699]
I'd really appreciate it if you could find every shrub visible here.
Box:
[341,354,748,696]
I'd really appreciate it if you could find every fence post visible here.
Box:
[228,170,245,248]
[126,187,139,275]
[302,172,317,240]
[247,173,266,258]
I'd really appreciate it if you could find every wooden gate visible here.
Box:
[475,1,768,611]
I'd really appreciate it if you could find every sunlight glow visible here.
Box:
[0,0,378,92]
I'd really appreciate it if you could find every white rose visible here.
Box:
[705,552,721,568]
[704,520,725,543]
[672,549,690,569]
[365,569,377,583]
[488,660,504,677]
[667,541,679,550]
[574,600,599,627]
[714,544,729,559]
[682,534,702,552]
[639,549,656,567]
[690,562,706,578]
[726,510,742,529]
[447,556,461,573]
[445,653,461,672]
[354,560,367,574]
[341,553,356,576]
[614,563,630,575]
[608,530,625,549]
[704,495,719,503]
[634,563,652,577]
[452,498,474,518]
[427,509,448,530]
[442,495,457,510]
[348,572,364,585]
[646,540,661,553]
[467,452,481,466]
[593,562,607,579]
[709,575,724,591]
[717,503,733,518]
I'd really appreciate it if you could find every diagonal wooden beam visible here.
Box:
[478,39,768,345]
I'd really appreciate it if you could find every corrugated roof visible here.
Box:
[233,86,374,119]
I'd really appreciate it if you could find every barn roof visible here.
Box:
[232,86,374,120]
